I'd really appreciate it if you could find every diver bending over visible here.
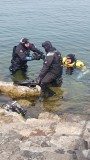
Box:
[14,41,63,97]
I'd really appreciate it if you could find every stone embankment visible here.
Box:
[0,109,90,160]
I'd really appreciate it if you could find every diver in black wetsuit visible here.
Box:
[9,38,44,73]
[36,41,63,96]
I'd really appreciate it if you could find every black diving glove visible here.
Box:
[32,52,45,60]
[32,52,41,60]
[40,54,45,60]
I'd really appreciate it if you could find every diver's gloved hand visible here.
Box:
[40,54,45,60]
[32,52,41,60]
[25,56,32,61]
[38,51,45,58]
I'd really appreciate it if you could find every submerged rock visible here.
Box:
[0,81,41,98]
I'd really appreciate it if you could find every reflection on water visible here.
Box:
[42,86,64,113]
[24,86,64,118]
[11,70,29,81]
[43,96,63,113]
[65,67,74,75]
[0,94,12,106]
[76,69,90,80]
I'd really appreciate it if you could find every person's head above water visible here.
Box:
[42,41,52,52]
[66,54,76,64]
[20,38,30,48]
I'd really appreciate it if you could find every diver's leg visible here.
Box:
[40,73,57,97]
[21,64,28,72]
[12,70,28,81]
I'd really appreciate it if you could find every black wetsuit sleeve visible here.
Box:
[39,53,54,78]
[30,43,44,55]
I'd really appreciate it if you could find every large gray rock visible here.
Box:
[0,111,89,160]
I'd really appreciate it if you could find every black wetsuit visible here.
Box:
[38,45,63,88]
[9,43,44,73]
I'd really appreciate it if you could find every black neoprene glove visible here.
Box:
[32,52,41,60]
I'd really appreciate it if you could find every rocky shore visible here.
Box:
[0,109,90,160]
